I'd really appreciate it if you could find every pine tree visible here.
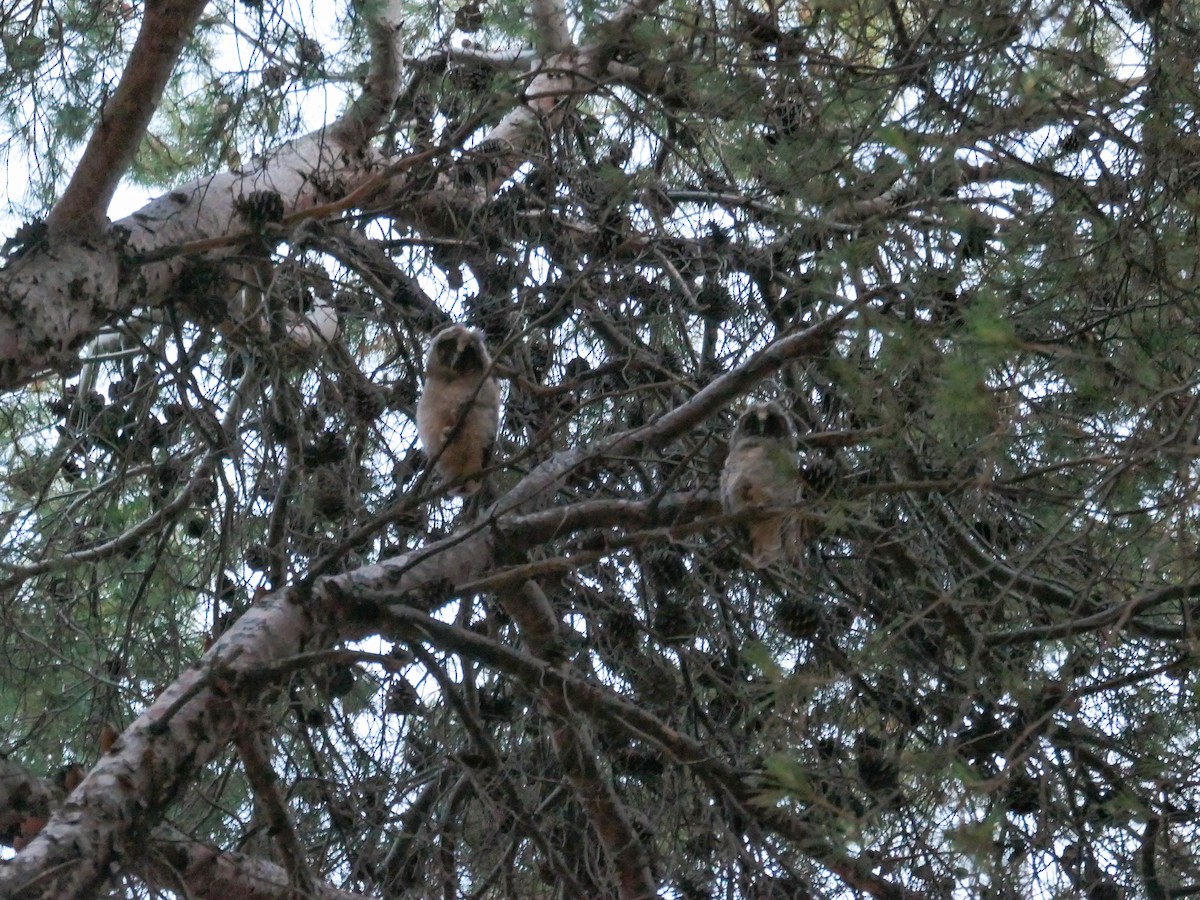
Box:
[1,0,1198,897]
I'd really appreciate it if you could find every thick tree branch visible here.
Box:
[0,587,340,899]
[331,0,407,147]
[0,759,64,848]
[481,306,855,525]
[44,0,210,241]
[531,0,573,54]
[0,759,359,899]
[0,0,408,391]
[144,824,364,900]
[0,0,671,392]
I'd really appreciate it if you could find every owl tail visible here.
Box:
[447,478,482,497]
[747,517,785,569]
[748,514,807,570]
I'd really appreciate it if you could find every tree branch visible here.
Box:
[546,711,657,899]
[233,730,317,896]
[530,0,573,54]
[0,588,338,899]
[45,0,210,240]
[331,0,407,147]
[0,759,360,899]
[398,0,665,215]
[380,604,924,900]
[144,824,364,900]
[0,0,409,391]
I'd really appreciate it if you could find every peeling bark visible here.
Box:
[0,595,330,899]
[0,761,360,900]
[0,130,374,390]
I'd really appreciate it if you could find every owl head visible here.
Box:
[429,324,491,376]
[734,402,796,447]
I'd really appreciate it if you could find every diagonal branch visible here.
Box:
[0,758,359,899]
[145,824,364,900]
[546,710,657,899]
[0,0,408,391]
[234,730,317,896]
[45,0,211,240]
[398,0,665,218]
[479,304,856,524]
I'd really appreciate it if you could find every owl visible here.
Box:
[416,325,502,496]
[720,402,803,569]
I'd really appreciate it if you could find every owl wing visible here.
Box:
[441,376,501,497]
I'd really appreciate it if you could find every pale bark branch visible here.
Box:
[480,305,857,524]
[0,0,669,392]
[331,0,407,147]
[398,0,665,218]
[0,760,361,900]
[414,45,536,70]
[0,589,336,899]
[0,0,408,391]
[144,823,365,900]
[0,0,664,392]
[497,579,564,655]
[530,0,573,54]
[2,153,852,898]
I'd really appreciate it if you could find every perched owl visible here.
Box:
[416,325,502,496]
[720,402,803,568]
